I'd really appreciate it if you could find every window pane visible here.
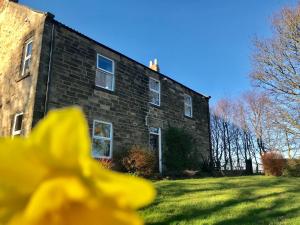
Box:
[185,105,192,117]
[150,91,160,105]
[92,138,111,157]
[26,41,33,57]
[95,70,105,87]
[149,79,159,91]
[184,95,192,105]
[14,114,23,132]
[105,73,113,90]
[149,133,159,151]
[94,121,111,138]
[149,127,159,134]
[98,55,113,73]
[96,70,113,90]
[24,58,31,71]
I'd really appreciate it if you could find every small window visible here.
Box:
[12,113,23,136]
[92,120,113,158]
[184,94,193,117]
[96,54,115,91]
[21,39,33,76]
[149,78,160,106]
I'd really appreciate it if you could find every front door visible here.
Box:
[149,127,162,173]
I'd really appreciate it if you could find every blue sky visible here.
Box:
[22,0,298,104]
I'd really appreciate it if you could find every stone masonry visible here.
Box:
[0,0,212,173]
[0,0,47,136]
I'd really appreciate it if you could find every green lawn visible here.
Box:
[140,176,300,225]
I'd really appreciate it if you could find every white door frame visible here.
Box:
[149,127,162,173]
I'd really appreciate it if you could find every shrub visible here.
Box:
[261,151,285,176]
[111,150,128,172]
[97,158,113,170]
[122,145,156,177]
[283,159,300,177]
[164,127,195,172]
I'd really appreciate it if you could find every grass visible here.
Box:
[140,176,300,225]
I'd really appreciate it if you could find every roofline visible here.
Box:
[50,18,210,100]
[10,0,51,16]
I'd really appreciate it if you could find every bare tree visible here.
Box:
[210,111,222,170]
[214,99,235,170]
[251,4,300,141]
[210,92,290,173]
[243,91,272,155]
[233,100,258,171]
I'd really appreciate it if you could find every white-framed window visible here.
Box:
[21,39,33,76]
[92,120,113,159]
[149,77,160,106]
[184,94,193,117]
[12,112,24,136]
[96,54,115,91]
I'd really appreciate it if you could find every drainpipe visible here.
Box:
[44,23,55,116]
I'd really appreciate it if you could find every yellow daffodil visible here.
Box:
[0,107,155,225]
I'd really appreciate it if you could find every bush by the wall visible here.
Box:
[261,151,285,176]
[283,159,300,177]
[122,145,156,177]
[97,158,113,170]
[164,127,195,172]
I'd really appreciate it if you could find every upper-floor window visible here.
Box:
[21,39,33,76]
[184,94,193,118]
[96,54,115,91]
[12,112,23,136]
[149,77,160,106]
[92,120,113,159]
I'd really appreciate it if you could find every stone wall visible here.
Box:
[0,0,46,136]
[0,0,211,170]
[37,20,211,169]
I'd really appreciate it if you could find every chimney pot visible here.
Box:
[149,58,160,72]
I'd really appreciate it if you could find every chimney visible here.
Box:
[149,58,160,72]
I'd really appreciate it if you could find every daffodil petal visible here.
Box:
[0,184,29,225]
[9,202,143,225]
[95,170,156,209]
[59,203,143,225]
[8,177,144,225]
[0,107,155,225]
[30,107,91,169]
[84,160,156,209]
[0,138,48,194]
[24,176,89,221]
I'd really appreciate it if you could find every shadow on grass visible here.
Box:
[155,177,286,199]
[214,191,300,225]
[144,177,300,225]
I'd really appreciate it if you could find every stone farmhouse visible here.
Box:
[0,0,211,173]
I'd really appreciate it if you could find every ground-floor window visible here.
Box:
[92,120,113,159]
[149,127,162,173]
[12,113,23,137]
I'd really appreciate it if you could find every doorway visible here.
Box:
[149,127,162,173]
